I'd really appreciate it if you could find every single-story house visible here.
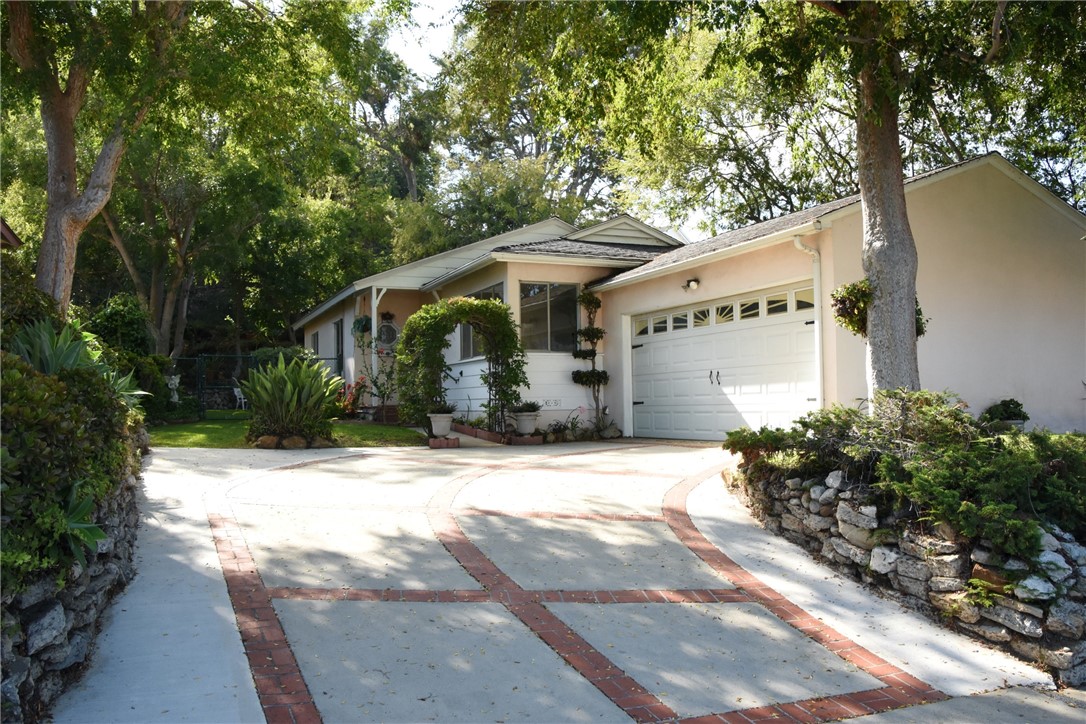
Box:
[295,153,1086,437]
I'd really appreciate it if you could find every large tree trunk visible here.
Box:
[854,4,921,399]
[6,0,190,314]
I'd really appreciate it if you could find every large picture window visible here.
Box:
[460,283,503,359]
[520,282,578,352]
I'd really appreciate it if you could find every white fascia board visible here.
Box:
[421,254,497,293]
[491,252,646,268]
[293,281,366,331]
[591,220,823,292]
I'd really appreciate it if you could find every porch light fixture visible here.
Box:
[683,278,700,291]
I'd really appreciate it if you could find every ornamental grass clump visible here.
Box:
[242,354,342,443]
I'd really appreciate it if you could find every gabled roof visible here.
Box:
[294,217,576,329]
[294,214,678,330]
[565,214,683,247]
[592,153,1086,291]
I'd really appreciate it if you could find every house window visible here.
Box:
[634,319,650,337]
[671,311,689,331]
[520,282,577,352]
[692,308,710,327]
[740,299,760,320]
[766,293,788,316]
[715,303,734,324]
[652,315,668,334]
[795,288,815,311]
[333,319,344,376]
[310,331,320,357]
[460,283,503,359]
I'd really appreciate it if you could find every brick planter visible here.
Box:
[428,437,460,449]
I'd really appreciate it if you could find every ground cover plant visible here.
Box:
[724,390,1086,561]
[149,419,425,449]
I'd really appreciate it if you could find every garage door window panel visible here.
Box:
[693,308,710,327]
[740,299,760,320]
[716,304,734,324]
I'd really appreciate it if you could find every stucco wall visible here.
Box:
[825,163,1086,432]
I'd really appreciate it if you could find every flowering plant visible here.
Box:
[335,374,368,415]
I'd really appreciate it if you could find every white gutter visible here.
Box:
[793,230,824,410]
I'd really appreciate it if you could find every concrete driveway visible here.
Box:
[52,442,1081,723]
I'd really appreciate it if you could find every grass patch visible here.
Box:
[149,419,426,449]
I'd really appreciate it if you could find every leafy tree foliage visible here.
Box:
[461,0,1085,396]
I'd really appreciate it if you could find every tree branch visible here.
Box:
[984,0,1009,63]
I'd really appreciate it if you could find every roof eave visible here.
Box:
[590,220,824,292]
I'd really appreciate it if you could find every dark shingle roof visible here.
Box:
[493,239,669,263]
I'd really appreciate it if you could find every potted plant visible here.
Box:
[980,398,1029,431]
[427,401,458,438]
[510,400,542,435]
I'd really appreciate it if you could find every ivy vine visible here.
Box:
[395,297,528,435]
[831,278,927,339]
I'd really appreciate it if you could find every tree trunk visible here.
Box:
[854,5,921,399]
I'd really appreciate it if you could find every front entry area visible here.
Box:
[631,283,819,441]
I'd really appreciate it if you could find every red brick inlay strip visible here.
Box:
[209,514,321,724]
[457,507,666,522]
[427,507,681,723]
[663,473,950,721]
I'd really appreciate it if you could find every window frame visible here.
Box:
[519,281,579,352]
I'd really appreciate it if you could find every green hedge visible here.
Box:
[1,353,138,591]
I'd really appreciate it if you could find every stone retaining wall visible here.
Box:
[726,468,1086,687]
[1,473,141,722]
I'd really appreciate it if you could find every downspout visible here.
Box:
[794,230,825,409]
[371,287,388,403]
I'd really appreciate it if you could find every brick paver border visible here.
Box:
[210,451,950,723]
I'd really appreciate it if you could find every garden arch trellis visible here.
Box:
[395,297,528,434]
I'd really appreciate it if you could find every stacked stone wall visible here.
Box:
[1,474,141,722]
[727,468,1086,687]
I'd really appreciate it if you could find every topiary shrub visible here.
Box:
[242,354,342,443]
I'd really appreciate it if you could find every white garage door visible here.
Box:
[631,284,818,440]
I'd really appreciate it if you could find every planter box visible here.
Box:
[428,437,460,449]
[510,434,544,446]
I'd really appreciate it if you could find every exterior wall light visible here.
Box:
[684,278,700,291]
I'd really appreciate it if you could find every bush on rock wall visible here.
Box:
[724,390,1086,686]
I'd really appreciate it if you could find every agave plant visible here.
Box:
[243,354,343,441]
[10,320,99,374]
[11,320,149,412]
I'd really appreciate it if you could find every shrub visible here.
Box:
[253,345,315,368]
[0,353,137,591]
[0,252,60,348]
[242,354,342,442]
[88,293,152,356]
[725,389,1085,561]
[981,398,1029,423]
[511,400,542,413]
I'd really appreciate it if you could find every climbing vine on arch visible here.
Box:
[395,297,529,433]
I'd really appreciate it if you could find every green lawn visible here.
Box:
[149,418,426,449]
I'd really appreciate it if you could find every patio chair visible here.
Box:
[233,385,248,410]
